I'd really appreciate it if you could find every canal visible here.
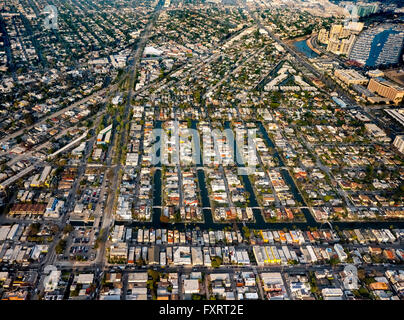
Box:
[119,120,404,231]
[294,39,319,59]
[224,121,266,225]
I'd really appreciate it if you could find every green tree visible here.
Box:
[55,239,67,254]
[211,256,222,268]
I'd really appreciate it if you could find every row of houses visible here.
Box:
[114,226,404,247]
[113,245,251,267]
[0,244,48,265]
[253,244,346,266]
[341,228,397,244]
[0,225,20,241]
[135,228,244,246]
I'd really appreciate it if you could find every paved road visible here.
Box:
[33,101,108,299]
[95,1,165,275]
[0,86,113,145]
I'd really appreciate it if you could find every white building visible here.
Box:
[334,244,348,262]
[183,279,199,294]
[173,246,192,265]
[44,270,61,292]
[76,273,94,285]
[322,288,344,300]
[191,247,203,266]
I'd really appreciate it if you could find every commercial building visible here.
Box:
[367,78,404,104]
[322,288,344,300]
[127,272,148,284]
[75,273,94,285]
[367,69,384,78]
[393,135,404,154]
[364,123,390,142]
[183,279,199,294]
[260,272,287,300]
[345,22,364,34]
[43,270,61,292]
[334,69,368,85]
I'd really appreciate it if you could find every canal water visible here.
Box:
[224,121,266,225]
[294,39,319,59]
[116,120,404,231]
[257,121,315,225]
[152,120,163,228]
[191,120,215,225]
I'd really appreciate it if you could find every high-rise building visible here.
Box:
[326,34,355,56]
[340,35,356,56]
[329,24,343,40]
[318,29,329,45]
[340,27,351,39]
[327,39,341,54]
[322,23,361,55]
[356,3,379,17]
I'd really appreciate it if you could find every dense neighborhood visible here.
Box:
[0,0,403,302]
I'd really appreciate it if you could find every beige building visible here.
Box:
[393,135,404,154]
[364,123,391,142]
[367,69,384,78]
[368,78,404,104]
[327,39,341,54]
[318,29,329,44]
[334,69,368,85]
[329,24,343,40]
[345,21,364,34]
[327,35,355,55]
[339,27,351,39]
[339,35,356,55]
[109,242,128,261]
[322,23,360,56]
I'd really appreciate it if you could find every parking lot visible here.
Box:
[64,227,96,262]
